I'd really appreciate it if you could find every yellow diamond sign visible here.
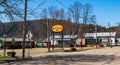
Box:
[52,25,63,32]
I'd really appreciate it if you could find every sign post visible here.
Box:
[52,24,63,51]
[52,25,63,33]
[3,34,7,56]
[26,31,32,58]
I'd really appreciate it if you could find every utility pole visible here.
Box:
[47,19,50,52]
[22,0,28,59]
[95,24,97,47]
[1,21,7,56]
[3,34,7,56]
[108,22,112,48]
[80,25,83,50]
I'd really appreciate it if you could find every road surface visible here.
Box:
[1,47,120,65]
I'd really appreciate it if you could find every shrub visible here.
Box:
[71,48,77,51]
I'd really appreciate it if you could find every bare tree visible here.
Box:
[82,4,92,24]
[0,0,6,5]
[89,15,96,24]
[86,15,97,33]
[0,21,6,36]
[82,4,93,33]
[0,0,46,25]
[0,0,24,22]
[68,1,82,35]
[40,9,47,19]
[48,6,58,19]
[59,8,65,20]
[0,0,46,58]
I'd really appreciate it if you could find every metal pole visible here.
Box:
[110,32,112,48]
[3,37,5,56]
[3,34,7,56]
[95,24,97,47]
[108,22,112,48]
[80,38,83,50]
[28,40,30,58]
[52,32,54,51]
[23,0,28,59]
[80,25,83,50]
[61,31,64,51]
[27,32,30,58]
[12,37,15,52]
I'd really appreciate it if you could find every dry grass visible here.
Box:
[0,47,95,57]
[0,48,49,56]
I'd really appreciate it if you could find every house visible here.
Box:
[42,35,85,47]
[41,32,117,47]
[0,37,35,49]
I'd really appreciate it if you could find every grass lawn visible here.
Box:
[0,56,11,60]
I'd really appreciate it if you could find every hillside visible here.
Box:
[0,19,118,41]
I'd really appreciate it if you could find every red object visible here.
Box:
[47,42,48,47]
[29,43,32,50]
[80,42,82,47]
[47,42,50,48]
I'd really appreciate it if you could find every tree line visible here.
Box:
[0,19,118,41]
[0,0,119,42]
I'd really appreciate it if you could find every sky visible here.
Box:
[33,0,120,27]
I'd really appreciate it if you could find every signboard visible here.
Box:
[26,31,33,40]
[52,25,63,32]
[85,32,116,37]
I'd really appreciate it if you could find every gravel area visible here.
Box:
[1,47,120,65]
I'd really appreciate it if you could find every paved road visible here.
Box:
[1,47,120,65]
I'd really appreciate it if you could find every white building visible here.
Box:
[42,32,117,47]
[84,32,116,45]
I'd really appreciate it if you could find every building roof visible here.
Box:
[85,32,116,38]
[0,38,34,42]
[42,32,117,42]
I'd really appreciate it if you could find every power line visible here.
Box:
[55,0,68,9]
